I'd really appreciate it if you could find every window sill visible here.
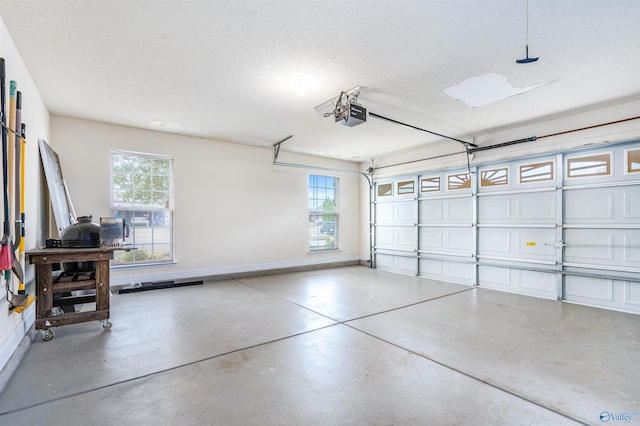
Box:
[308,248,341,254]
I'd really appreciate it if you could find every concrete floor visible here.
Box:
[0,266,638,425]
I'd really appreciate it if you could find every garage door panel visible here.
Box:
[447,263,473,282]
[376,227,416,251]
[565,277,640,313]
[376,227,395,246]
[515,230,557,259]
[419,259,472,285]
[446,228,473,250]
[517,270,556,294]
[480,192,556,224]
[624,189,640,219]
[397,203,417,223]
[376,254,415,276]
[479,197,511,222]
[565,190,613,221]
[565,276,613,302]
[396,228,416,247]
[420,199,470,224]
[478,265,510,288]
[376,204,395,222]
[397,256,416,275]
[625,235,640,261]
[564,232,613,261]
[564,229,640,268]
[479,229,511,254]
[420,258,442,275]
[625,282,640,306]
[479,227,557,262]
[376,202,416,225]
[480,266,556,298]
[419,228,443,250]
[446,198,472,221]
[565,187,640,224]
[376,254,395,269]
[516,195,556,221]
[419,200,443,222]
[419,227,472,254]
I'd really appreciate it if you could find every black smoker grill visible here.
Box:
[60,215,101,273]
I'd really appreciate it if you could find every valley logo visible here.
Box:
[600,411,640,423]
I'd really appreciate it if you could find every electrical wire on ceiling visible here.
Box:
[323,90,361,123]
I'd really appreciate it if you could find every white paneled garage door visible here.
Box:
[562,147,640,311]
[476,155,560,299]
[373,140,640,313]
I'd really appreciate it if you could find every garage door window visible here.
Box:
[567,153,611,178]
[397,180,415,195]
[480,167,508,187]
[111,151,173,265]
[309,174,338,251]
[627,149,640,173]
[520,161,554,183]
[448,172,471,190]
[420,177,440,193]
[377,183,393,197]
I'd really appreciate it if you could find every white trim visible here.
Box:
[0,304,35,375]
[110,255,360,286]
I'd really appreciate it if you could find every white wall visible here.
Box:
[51,116,363,285]
[0,17,50,373]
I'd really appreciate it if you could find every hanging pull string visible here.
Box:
[525,0,530,46]
[516,0,538,63]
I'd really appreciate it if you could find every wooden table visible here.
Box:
[26,247,116,341]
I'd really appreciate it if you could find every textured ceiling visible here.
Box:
[0,0,639,161]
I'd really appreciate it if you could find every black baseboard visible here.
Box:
[118,280,204,294]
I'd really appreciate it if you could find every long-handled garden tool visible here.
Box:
[12,117,32,314]
[1,58,12,270]
[0,60,26,309]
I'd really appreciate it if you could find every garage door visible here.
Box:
[373,140,640,313]
[374,179,418,276]
[562,147,640,311]
[476,155,559,299]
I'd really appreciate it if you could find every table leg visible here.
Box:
[36,263,53,322]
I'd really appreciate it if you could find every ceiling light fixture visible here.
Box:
[516,0,539,63]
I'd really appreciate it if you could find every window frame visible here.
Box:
[480,167,509,187]
[566,152,612,179]
[519,161,554,183]
[308,174,339,252]
[420,176,441,193]
[110,150,174,265]
[448,172,471,190]
[397,180,415,195]
[626,148,640,174]
[377,182,393,198]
